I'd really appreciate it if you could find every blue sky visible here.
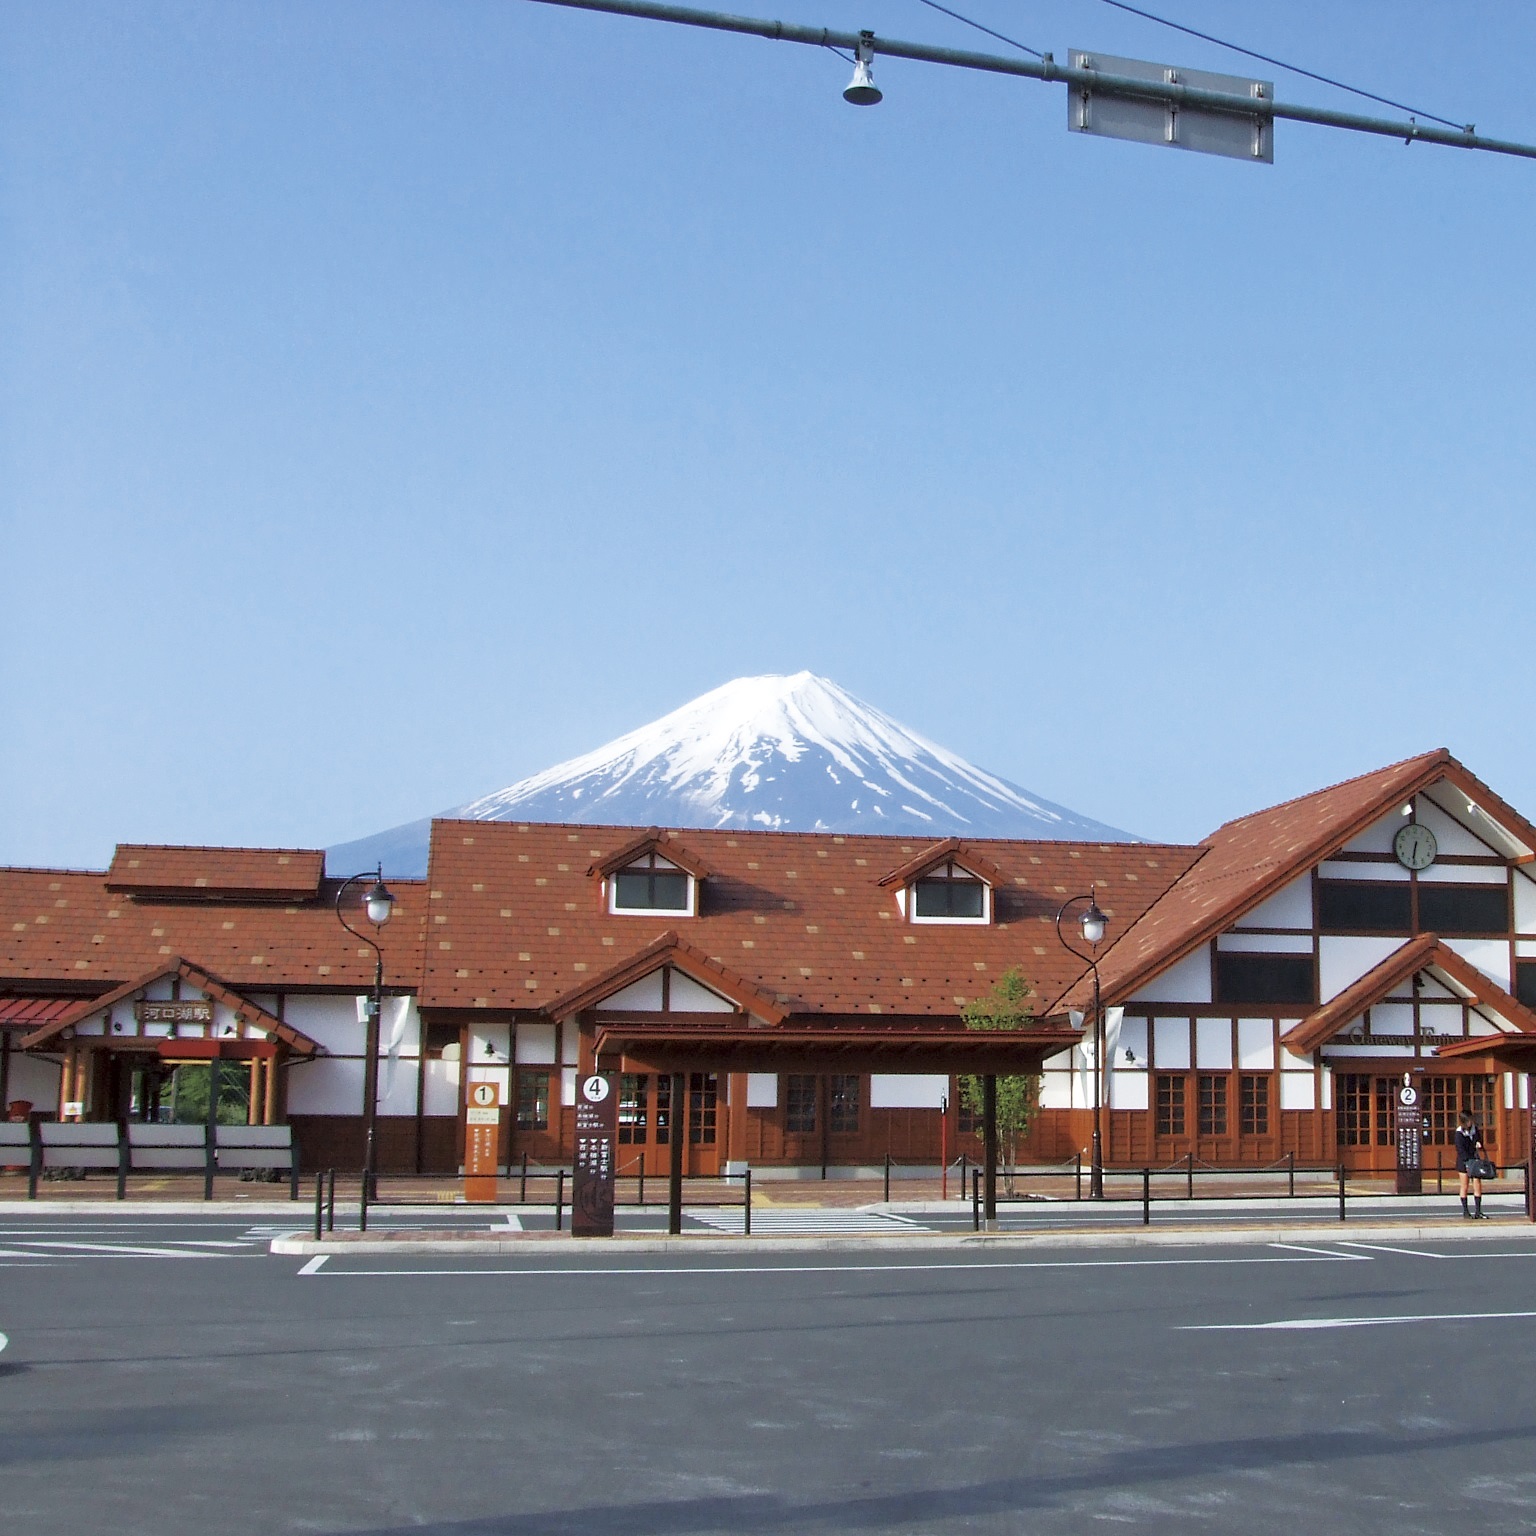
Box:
[4,1,1534,868]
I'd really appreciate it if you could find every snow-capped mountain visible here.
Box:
[328,673,1136,876]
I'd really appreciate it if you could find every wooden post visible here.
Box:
[667,1071,685,1235]
[204,1050,221,1200]
[0,1029,10,1113]
[982,1074,998,1226]
[248,1059,261,1125]
[264,1050,280,1126]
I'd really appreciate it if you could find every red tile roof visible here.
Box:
[1280,934,1536,1056]
[875,837,1007,890]
[106,845,325,900]
[0,997,77,1028]
[589,830,711,880]
[419,819,1199,1018]
[0,864,428,994]
[1055,750,1531,1012]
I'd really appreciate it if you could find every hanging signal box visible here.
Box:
[1068,50,1274,163]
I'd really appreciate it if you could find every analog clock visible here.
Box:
[1394,822,1437,871]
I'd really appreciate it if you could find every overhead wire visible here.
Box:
[1092,0,1473,133]
[910,0,1045,61]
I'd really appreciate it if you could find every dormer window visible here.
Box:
[910,860,990,924]
[610,853,694,916]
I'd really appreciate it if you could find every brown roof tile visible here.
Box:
[106,844,325,900]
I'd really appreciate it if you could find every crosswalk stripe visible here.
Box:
[20,1240,219,1259]
[686,1209,933,1235]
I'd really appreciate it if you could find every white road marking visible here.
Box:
[302,1252,1366,1278]
[19,1240,219,1259]
[503,1214,523,1230]
[1338,1241,1449,1259]
[1340,1240,1536,1261]
[1268,1242,1368,1259]
[1183,1309,1536,1332]
[297,1256,328,1275]
[177,1239,257,1248]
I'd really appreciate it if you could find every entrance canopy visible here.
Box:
[593,1021,1082,1075]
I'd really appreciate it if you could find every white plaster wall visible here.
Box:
[376,1057,421,1116]
[1419,1002,1463,1038]
[469,1023,511,1068]
[597,974,664,1011]
[1119,1017,1149,1069]
[1319,859,1407,882]
[516,1023,557,1064]
[1515,872,1536,934]
[1418,797,1500,857]
[286,995,364,1055]
[1195,1018,1233,1069]
[1233,875,1314,930]
[1445,938,1511,989]
[1237,1019,1274,1069]
[1130,946,1211,1005]
[1039,1071,1072,1109]
[288,1056,364,1115]
[1319,937,1404,1001]
[1419,863,1507,884]
[747,1073,778,1107]
[1217,932,1313,953]
[1370,1001,1414,1035]
[466,1064,511,1100]
[561,1067,577,1105]
[1110,1070,1148,1110]
[870,1074,948,1109]
[1280,1072,1316,1111]
[670,973,733,1012]
[1153,1018,1191,1069]
[1340,815,1399,856]
[6,1051,61,1108]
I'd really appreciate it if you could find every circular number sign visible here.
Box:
[582,1075,611,1103]
[470,1083,498,1108]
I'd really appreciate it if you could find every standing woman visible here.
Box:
[1455,1108,1489,1219]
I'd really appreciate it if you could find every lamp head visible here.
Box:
[365,870,395,927]
[1079,892,1108,947]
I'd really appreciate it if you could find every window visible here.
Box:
[515,1070,550,1131]
[611,854,691,915]
[1197,1074,1227,1136]
[423,1020,460,1059]
[1337,1074,1372,1147]
[957,1096,980,1135]
[829,1075,860,1134]
[688,1073,718,1145]
[655,1074,673,1145]
[1516,961,1536,1010]
[1239,1075,1269,1136]
[911,861,988,922]
[1215,952,1314,1005]
[785,1075,817,1133]
[1155,1075,1185,1137]
[1318,880,1412,934]
[618,1074,648,1144]
[1417,883,1508,937]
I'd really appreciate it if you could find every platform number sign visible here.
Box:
[464,1081,501,1203]
[572,1073,617,1237]
[1395,1073,1424,1196]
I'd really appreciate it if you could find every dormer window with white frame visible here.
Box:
[609,853,695,916]
[907,860,991,925]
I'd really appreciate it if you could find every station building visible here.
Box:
[2,748,1533,1177]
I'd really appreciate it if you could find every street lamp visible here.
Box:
[336,866,395,1196]
[1057,889,1110,1198]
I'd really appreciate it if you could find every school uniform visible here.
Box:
[1456,1122,1487,1218]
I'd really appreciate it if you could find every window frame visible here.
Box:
[607,852,695,917]
[907,859,992,927]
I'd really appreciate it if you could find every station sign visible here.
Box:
[464,1081,501,1203]
[1395,1071,1424,1195]
[572,1073,617,1237]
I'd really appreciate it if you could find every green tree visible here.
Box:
[959,967,1041,1192]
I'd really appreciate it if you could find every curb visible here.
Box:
[269,1220,1536,1258]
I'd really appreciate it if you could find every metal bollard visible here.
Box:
[883,1153,891,1204]
[360,1165,369,1233]
[1186,1150,1194,1201]
[743,1168,752,1236]
[520,1152,527,1204]
[555,1168,564,1232]
[1288,1151,1295,1199]
[1075,1152,1082,1202]
[1337,1163,1347,1222]
[971,1167,981,1232]
[1142,1168,1151,1226]
[326,1168,336,1233]
[314,1172,324,1241]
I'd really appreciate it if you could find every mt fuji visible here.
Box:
[328,673,1136,876]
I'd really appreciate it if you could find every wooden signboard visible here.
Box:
[1395,1071,1424,1195]
[136,999,213,1034]
[572,1072,617,1237]
[464,1081,501,1203]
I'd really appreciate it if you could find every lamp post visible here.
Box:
[1057,889,1110,1198]
[336,866,396,1197]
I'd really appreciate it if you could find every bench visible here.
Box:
[216,1125,299,1199]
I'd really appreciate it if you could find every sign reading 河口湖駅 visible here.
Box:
[464,1081,501,1203]
[1395,1072,1424,1195]
[136,999,214,1028]
[572,1073,617,1238]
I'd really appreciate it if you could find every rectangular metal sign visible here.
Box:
[572,1072,618,1238]
[1068,50,1273,163]
[1394,1072,1424,1196]
[136,999,214,1027]
[463,1081,501,1203]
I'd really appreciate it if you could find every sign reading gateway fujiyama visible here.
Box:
[1395,1072,1424,1195]
[572,1073,617,1237]
[464,1081,501,1203]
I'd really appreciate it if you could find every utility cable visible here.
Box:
[1093,0,1472,133]
[910,0,1045,61]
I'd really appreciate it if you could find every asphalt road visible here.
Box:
[2,1213,1535,1534]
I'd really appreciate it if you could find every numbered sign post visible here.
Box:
[1395,1072,1424,1196]
[572,1073,618,1237]
[464,1081,501,1203]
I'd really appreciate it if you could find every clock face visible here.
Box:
[1394,822,1438,871]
